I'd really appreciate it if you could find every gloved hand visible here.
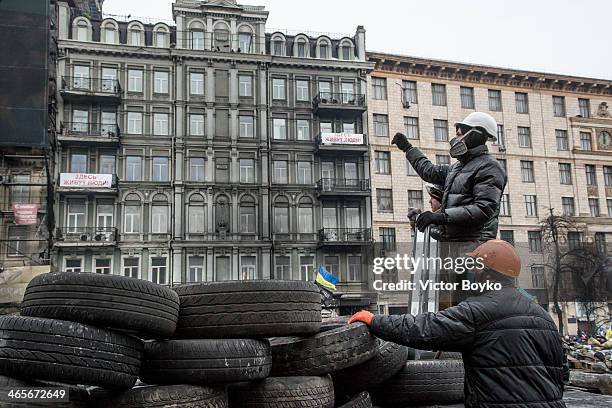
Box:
[348,310,374,326]
[392,132,413,152]
[416,211,447,232]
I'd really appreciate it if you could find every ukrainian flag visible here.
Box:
[316,265,339,291]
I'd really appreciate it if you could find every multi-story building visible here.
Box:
[367,52,612,330]
[53,0,375,314]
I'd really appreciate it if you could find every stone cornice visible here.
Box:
[367,51,612,96]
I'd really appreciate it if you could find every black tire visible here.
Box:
[0,315,142,389]
[337,392,372,408]
[333,340,409,401]
[269,323,378,376]
[141,338,271,385]
[174,280,321,338]
[228,376,334,408]
[370,360,464,406]
[91,385,227,408]
[21,272,180,338]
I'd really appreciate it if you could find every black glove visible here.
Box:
[392,132,413,152]
[416,211,447,232]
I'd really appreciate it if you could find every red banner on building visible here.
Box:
[13,204,39,225]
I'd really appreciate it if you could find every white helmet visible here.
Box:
[455,112,497,142]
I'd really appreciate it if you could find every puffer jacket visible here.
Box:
[370,288,566,408]
[406,144,506,242]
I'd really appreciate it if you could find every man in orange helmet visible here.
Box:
[350,240,566,408]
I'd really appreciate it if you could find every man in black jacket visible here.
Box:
[393,112,506,242]
[350,240,566,408]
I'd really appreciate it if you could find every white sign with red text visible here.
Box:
[320,132,364,145]
[59,173,113,188]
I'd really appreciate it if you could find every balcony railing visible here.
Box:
[318,228,372,244]
[313,92,366,110]
[61,77,122,96]
[56,227,117,244]
[61,122,120,139]
[317,178,370,193]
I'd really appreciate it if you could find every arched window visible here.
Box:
[339,39,354,60]
[189,21,205,50]
[188,193,206,234]
[151,194,168,234]
[124,193,141,233]
[213,22,230,51]
[239,195,256,233]
[73,18,90,41]
[215,195,230,232]
[238,25,253,53]
[317,39,330,59]
[271,34,286,56]
[128,23,144,46]
[273,196,290,233]
[154,25,169,48]
[298,197,314,233]
[103,21,117,44]
[294,35,309,58]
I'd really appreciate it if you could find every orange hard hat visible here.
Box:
[466,239,522,278]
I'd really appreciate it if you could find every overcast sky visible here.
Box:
[104,0,612,80]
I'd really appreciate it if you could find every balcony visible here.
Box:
[313,92,366,116]
[318,228,373,247]
[316,132,368,153]
[317,178,370,197]
[55,227,117,247]
[57,173,118,194]
[60,77,122,103]
[58,122,120,144]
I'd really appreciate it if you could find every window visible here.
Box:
[603,166,612,187]
[347,256,362,282]
[65,259,82,273]
[296,120,310,141]
[273,160,288,184]
[274,202,289,233]
[579,98,591,118]
[585,164,597,185]
[272,78,286,100]
[73,65,90,89]
[434,119,449,141]
[101,111,116,134]
[404,117,419,139]
[515,92,529,113]
[123,257,139,279]
[518,126,531,148]
[191,30,205,50]
[238,32,252,52]
[562,197,575,216]
[296,80,309,101]
[151,257,167,284]
[500,230,515,245]
[239,75,252,97]
[431,83,446,106]
[155,30,168,48]
[500,194,511,216]
[320,121,333,134]
[154,113,169,136]
[127,112,142,134]
[99,155,115,174]
[75,21,88,41]
[239,115,254,138]
[460,86,474,109]
[408,190,423,209]
[275,256,291,280]
[375,151,391,174]
[436,155,450,165]
[568,231,583,250]
[488,89,502,111]
[300,256,315,281]
[7,226,26,257]
[215,256,231,281]
[595,232,607,255]
[95,259,111,274]
[125,156,142,181]
[589,198,600,217]
[531,266,545,289]
[190,72,204,95]
[525,195,538,217]
[188,256,204,282]
[324,256,339,279]
[559,163,572,185]
[341,44,352,60]
[608,199,612,218]
[379,228,396,251]
[377,189,393,212]
[298,197,313,233]
[188,194,205,233]
[128,69,143,92]
[190,157,205,181]
[528,231,542,252]
[402,80,418,104]
[520,160,534,182]
[151,203,168,234]
[406,160,417,176]
[124,203,141,233]
[553,96,566,117]
[154,71,169,94]
[190,114,205,136]
[239,256,256,280]
[103,23,116,44]
[372,77,387,100]
[580,132,592,151]
[496,124,506,147]
[556,129,569,151]
[318,80,331,98]
[72,109,88,132]
[322,206,337,229]
[273,118,287,140]
[70,153,87,173]
[239,196,256,233]
[297,161,312,184]
[152,157,169,182]
[373,114,389,137]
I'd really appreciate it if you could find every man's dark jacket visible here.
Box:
[371,288,565,408]
[407,144,506,241]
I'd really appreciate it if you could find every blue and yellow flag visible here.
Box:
[316,265,339,291]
